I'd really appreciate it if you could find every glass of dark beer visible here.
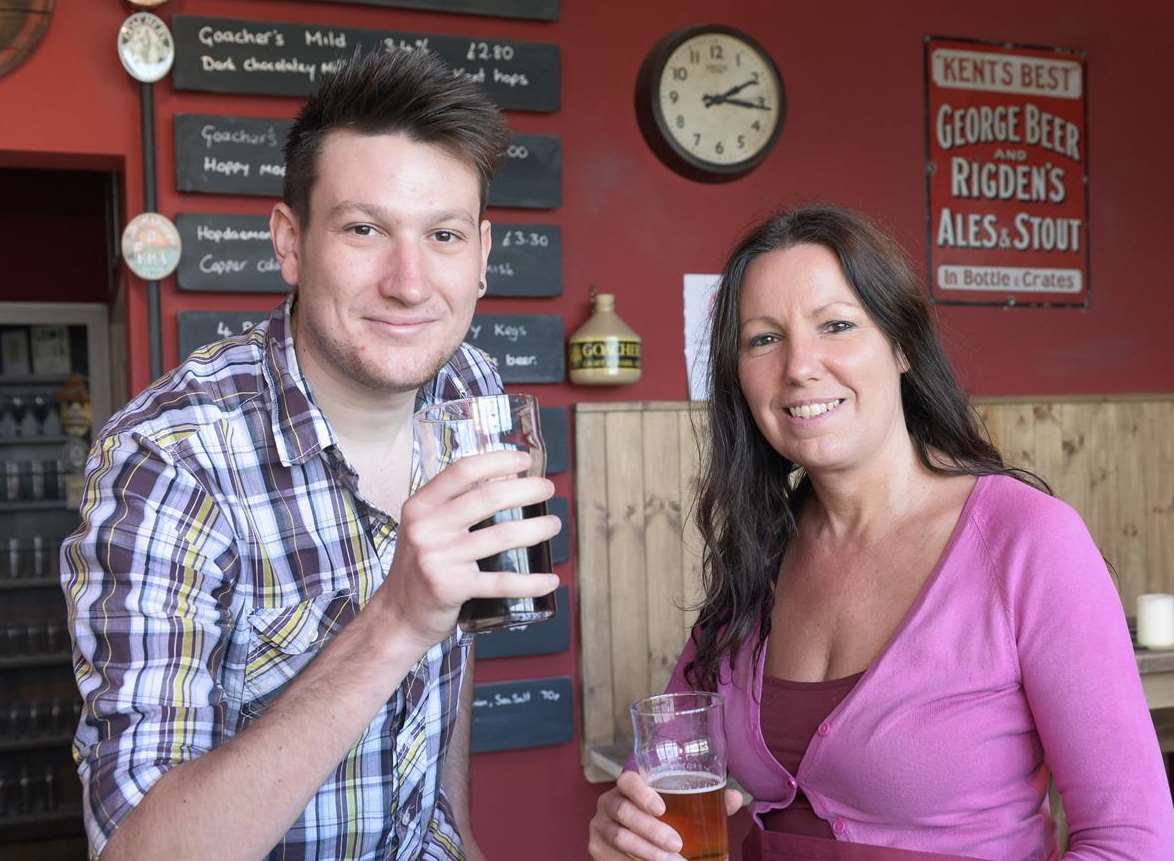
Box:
[413,393,556,633]
[630,692,728,861]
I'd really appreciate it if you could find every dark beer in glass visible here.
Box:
[414,394,556,633]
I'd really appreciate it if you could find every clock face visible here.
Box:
[638,26,785,181]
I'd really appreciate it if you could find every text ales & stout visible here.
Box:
[650,770,728,861]
[460,501,556,632]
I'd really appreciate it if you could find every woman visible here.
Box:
[588,205,1174,860]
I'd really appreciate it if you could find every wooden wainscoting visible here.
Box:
[974,396,1174,616]
[574,396,1174,781]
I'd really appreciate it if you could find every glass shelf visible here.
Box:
[0,734,74,754]
[0,577,61,592]
[0,436,68,447]
[0,803,84,839]
[0,500,69,513]
[0,653,72,671]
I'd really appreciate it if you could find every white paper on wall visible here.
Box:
[683,273,721,401]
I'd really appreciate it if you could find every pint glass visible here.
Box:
[413,393,556,633]
[630,692,728,861]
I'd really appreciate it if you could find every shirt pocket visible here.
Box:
[242,587,357,719]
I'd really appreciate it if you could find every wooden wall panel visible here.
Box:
[574,409,612,780]
[679,410,707,632]
[604,411,649,743]
[641,410,686,695]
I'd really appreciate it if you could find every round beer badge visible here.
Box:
[117,12,174,83]
[122,213,182,280]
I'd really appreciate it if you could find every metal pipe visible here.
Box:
[140,81,163,380]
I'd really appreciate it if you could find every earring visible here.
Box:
[478,280,487,297]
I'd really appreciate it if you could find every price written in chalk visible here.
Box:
[171,16,560,112]
[501,230,550,248]
[466,41,514,61]
[470,676,573,753]
[485,224,561,298]
[473,687,561,708]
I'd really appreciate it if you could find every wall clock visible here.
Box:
[635,24,785,182]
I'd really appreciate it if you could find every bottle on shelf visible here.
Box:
[41,406,62,437]
[29,461,44,501]
[17,404,38,438]
[17,766,30,815]
[2,462,17,501]
[0,401,15,438]
[31,536,44,578]
[43,766,55,812]
[4,537,18,578]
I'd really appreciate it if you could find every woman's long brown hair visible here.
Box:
[686,205,1047,690]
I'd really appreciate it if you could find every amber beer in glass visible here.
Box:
[630,692,728,860]
[413,394,556,632]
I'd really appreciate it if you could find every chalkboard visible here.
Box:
[176,114,558,211]
[486,223,561,297]
[487,135,561,209]
[466,314,563,383]
[176,214,288,293]
[308,0,559,20]
[471,676,573,753]
[177,310,269,359]
[175,114,292,197]
[539,405,567,475]
[475,585,568,659]
[549,495,569,564]
[172,16,560,112]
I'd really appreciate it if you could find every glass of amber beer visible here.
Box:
[630,692,728,861]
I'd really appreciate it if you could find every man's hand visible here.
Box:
[377,449,561,652]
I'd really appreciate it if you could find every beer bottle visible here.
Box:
[567,293,641,385]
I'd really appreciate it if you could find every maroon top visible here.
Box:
[759,671,864,838]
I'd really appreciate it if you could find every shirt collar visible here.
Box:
[264,297,336,467]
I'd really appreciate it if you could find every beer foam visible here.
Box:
[649,770,725,794]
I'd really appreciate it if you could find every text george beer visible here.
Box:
[650,770,728,861]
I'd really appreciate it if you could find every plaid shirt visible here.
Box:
[62,299,501,860]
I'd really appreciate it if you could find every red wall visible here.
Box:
[3,1,1173,858]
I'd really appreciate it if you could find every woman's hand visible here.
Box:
[588,771,743,860]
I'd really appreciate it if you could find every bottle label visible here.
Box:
[569,339,641,370]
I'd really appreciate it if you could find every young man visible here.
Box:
[62,49,560,860]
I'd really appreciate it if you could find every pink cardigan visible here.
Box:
[665,475,1174,859]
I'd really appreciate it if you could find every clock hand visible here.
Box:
[715,97,772,111]
[702,78,759,107]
